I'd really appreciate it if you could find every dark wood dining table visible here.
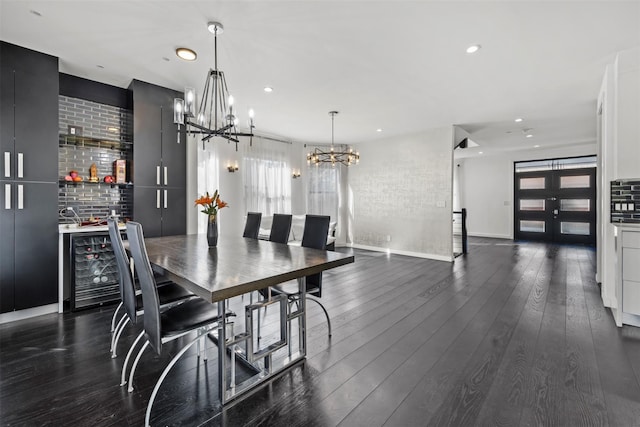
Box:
[140,234,354,404]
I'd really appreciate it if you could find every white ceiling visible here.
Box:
[1,1,639,154]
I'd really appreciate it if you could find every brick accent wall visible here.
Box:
[58,95,133,223]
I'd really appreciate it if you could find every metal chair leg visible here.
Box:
[127,340,150,393]
[110,301,123,332]
[144,335,203,427]
[111,316,131,358]
[307,296,332,337]
[111,316,130,357]
[121,330,145,386]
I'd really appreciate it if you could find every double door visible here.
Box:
[514,167,596,244]
[0,42,59,313]
[131,80,186,238]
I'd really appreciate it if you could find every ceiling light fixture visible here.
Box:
[176,47,197,61]
[264,87,273,93]
[376,128,383,133]
[515,117,523,123]
[307,111,360,167]
[173,21,255,150]
[526,134,533,138]
[466,44,481,54]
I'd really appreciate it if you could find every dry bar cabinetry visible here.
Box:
[0,42,59,314]
[130,80,186,238]
[614,224,640,327]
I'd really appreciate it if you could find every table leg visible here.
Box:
[218,300,227,403]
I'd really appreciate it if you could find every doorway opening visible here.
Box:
[514,156,596,245]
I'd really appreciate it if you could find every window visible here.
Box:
[243,156,291,216]
[308,163,340,221]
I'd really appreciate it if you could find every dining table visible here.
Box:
[140,234,355,404]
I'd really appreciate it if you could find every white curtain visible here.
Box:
[196,140,220,234]
[241,139,292,216]
[306,146,342,221]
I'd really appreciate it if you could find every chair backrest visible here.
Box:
[243,212,262,239]
[108,219,138,325]
[301,215,330,297]
[269,214,292,244]
[126,221,163,355]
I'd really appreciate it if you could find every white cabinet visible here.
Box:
[615,225,640,326]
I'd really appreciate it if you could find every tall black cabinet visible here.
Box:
[130,80,186,238]
[0,42,59,313]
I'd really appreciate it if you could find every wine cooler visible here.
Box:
[69,231,121,311]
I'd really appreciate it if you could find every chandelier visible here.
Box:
[173,21,254,150]
[307,111,360,167]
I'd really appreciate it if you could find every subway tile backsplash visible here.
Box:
[58,95,133,223]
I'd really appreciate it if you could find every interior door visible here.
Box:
[515,167,596,244]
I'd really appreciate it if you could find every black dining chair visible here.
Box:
[269,213,293,244]
[268,215,333,336]
[242,212,262,239]
[124,221,234,426]
[107,219,194,359]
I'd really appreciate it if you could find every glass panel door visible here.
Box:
[514,164,595,244]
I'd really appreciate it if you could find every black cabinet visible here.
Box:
[130,79,186,237]
[0,42,59,313]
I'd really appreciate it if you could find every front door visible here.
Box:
[514,167,596,244]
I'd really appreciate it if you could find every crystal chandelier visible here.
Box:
[307,111,359,167]
[173,21,254,150]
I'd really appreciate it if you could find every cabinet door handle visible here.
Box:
[17,184,23,210]
[164,190,168,209]
[156,166,161,186]
[4,152,10,178]
[17,153,23,178]
[156,189,161,209]
[4,184,10,209]
[164,167,168,186]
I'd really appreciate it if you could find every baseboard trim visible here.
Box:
[349,243,453,262]
[467,232,512,239]
[0,304,58,325]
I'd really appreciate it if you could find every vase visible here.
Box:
[207,214,218,247]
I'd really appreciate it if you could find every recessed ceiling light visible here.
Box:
[526,134,533,138]
[534,145,540,148]
[479,151,483,154]
[264,87,273,93]
[515,117,523,123]
[466,44,481,54]
[30,10,42,17]
[176,48,197,61]
[376,128,383,132]
[96,65,104,69]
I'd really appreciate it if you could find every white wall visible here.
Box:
[598,47,640,312]
[348,127,454,261]
[456,144,597,240]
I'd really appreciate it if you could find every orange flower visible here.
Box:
[194,190,228,216]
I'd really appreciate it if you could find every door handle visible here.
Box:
[156,189,161,209]
[156,166,161,186]
[164,190,168,209]
[17,185,23,210]
[4,152,10,178]
[553,209,559,215]
[547,197,557,201]
[17,153,23,178]
[4,184,10,209]
[164,167,168,186]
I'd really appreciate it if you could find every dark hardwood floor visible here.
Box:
[2,238,640,426]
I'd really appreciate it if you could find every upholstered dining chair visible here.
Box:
[267,215,333,336]
[124,221,234,427]
[242,211,262,239]
[107,219,194,359]
[269,213,293,244]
